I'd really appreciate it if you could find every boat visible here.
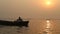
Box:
[0,17,29,27]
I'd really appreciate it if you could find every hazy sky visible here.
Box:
[0,0,60,20]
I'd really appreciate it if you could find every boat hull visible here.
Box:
[0,20,29,27]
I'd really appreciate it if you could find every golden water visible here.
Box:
[0,19,60,34]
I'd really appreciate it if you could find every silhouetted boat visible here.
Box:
[0,17,29,27]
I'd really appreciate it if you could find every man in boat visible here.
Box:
[14,16,29,27]
[16,16,23,22]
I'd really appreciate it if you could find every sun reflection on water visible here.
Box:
[46,20,50,28]
[43,19,52,34]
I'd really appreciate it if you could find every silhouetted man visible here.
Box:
[17,17,23,22]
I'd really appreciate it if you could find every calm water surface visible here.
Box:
[0,19,60,34]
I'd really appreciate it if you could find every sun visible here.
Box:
[45,0,52,6]
[40,0,53,7]
[46,1,51,5]
[38,0,56,8]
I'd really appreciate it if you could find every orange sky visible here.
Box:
[0,0,60,20]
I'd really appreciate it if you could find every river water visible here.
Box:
[0,19,60,34]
